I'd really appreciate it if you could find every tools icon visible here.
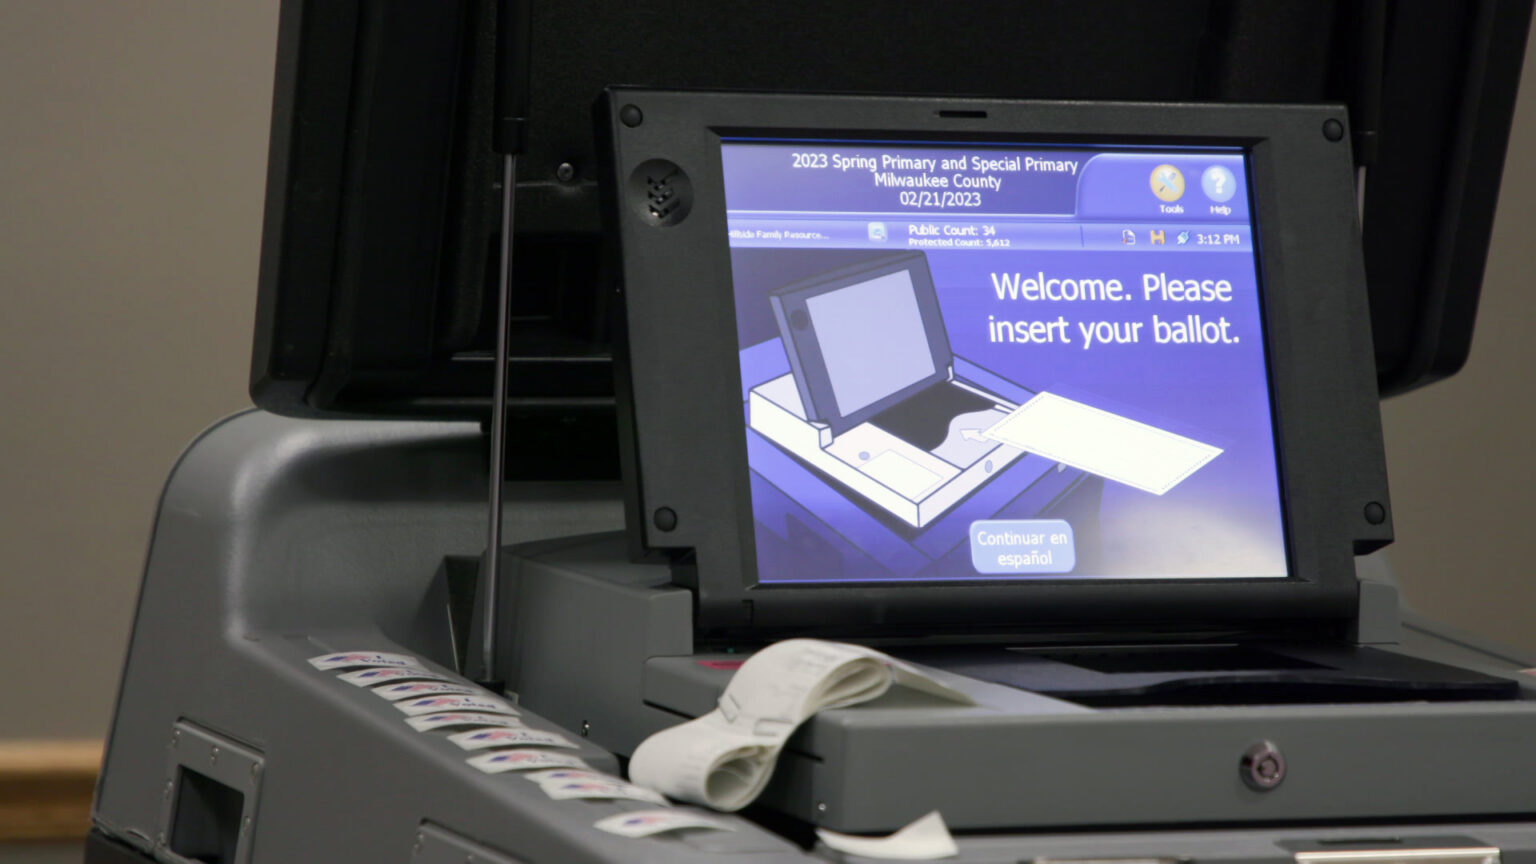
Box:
[1150,164,1185,202]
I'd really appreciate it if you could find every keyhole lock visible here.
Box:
[1240,740,1287,791]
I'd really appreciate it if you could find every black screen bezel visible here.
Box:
[602,89,1392,639]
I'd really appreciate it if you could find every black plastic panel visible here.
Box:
[248,0,1530,422]
[602,90,1391,638]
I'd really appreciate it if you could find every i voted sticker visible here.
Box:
[371,681,480,701]
[447,727,579,751]
[405,712,524,732]
[524,769,613,786]
[395,694,519,717]
[465,750,589,774]
[337,667,453,687]
[594,809,733,838]
[308,651,423,671]
[539,779,667,805]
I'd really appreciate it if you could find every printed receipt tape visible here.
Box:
[816,811,959,861]
[627,639,972,811]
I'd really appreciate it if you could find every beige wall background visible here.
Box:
[0,3,278,739]
[0,3,1531,741]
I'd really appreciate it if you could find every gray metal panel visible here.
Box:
[799,695,1536,833]
[501,535,1536,835]
[499,533,699,754]
[414,822,525,864]
[95,412,812,862]
[1354,579,1402,644]
[822,822,1536,864]
[644,648,1536,833]
[97,412,1536,861]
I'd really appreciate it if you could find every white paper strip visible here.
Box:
[628,640,971,812]
[816,810,958,861]
[983,392,1221,495]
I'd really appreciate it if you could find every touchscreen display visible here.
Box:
[721,139,1287,582]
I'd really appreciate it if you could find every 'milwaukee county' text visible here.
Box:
[986,272,1240,350]
[792,151,1079,192]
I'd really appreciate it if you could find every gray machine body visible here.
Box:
[94,411,811,863]
[500,536,1536,835]
[95,412,1536,863]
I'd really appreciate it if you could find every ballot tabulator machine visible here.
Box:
[91,3,1536,863]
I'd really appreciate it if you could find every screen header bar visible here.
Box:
[719,141,1249,223]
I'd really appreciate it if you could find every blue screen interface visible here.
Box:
[720,139,1289,584]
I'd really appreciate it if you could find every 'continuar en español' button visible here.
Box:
[969,519,1075,574]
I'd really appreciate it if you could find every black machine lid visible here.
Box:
[251,0,1532,426]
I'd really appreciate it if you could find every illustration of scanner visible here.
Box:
[747,251,1226,529]
[747,252,1026,528]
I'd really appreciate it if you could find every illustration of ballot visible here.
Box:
[982,393,1221,495]
[746,251,1221,528]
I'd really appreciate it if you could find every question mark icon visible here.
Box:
[1203,165,1236,203]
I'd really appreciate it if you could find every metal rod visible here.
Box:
[479,152,517,682]
[1356,165,1367,226]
